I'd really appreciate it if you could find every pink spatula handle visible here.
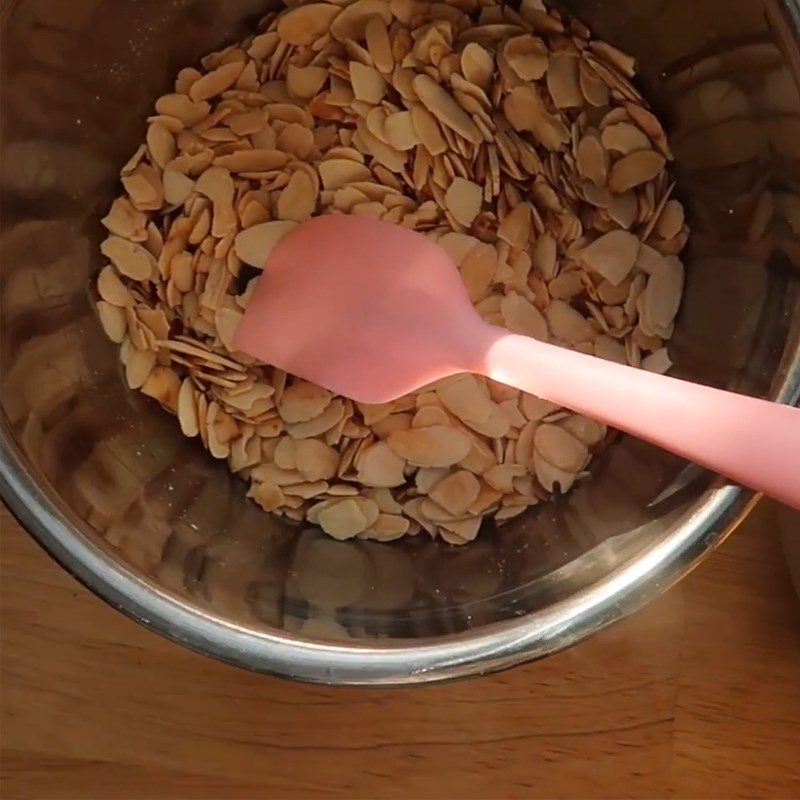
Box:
[481,330,800,509]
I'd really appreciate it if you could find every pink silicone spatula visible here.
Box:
[234,215,800,509]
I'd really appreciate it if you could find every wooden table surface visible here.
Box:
[1,501,799,800]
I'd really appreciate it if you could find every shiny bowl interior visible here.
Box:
[2,0,799,684]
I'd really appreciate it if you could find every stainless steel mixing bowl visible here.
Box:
[2,0,800,685]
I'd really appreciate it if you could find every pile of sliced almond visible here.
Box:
[95,0,688,545]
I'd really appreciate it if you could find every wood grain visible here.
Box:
[1,501,799,799]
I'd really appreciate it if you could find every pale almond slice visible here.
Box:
[141,366,181,412]
[251,481,286,512]
[190,61,246,101]
[331,0,392,42]
[177,378,200,437]
[436,374,493,424]
[97,301,127,343]
[439,517,481,544]
[286,64,329,99]
[641,256,684,329]
[535,423,588,472]
[277,3,340,45]
[460,242,497,302]
[250,462,306,486]
[579,230,640,286]
[533,452,577,494]
[608,150,666,194]
[122,163,163,211]
[125,348,157,390]
[101,197,148,242]
[504,35,548,81]
[497,202,532,248]
[429,470,481,516]
[294,439,340,481]
[316,499,369,539]
[146,122,176,170]
[413,74,482,145]
[356,441,406,487]
[278,170,318,221]
[460,404,510,439]
[367,513,410,541]
[274,436,298,470]
[503,85,569,151]
[234,220,297,268]
[445,177,482,226]
[387,426,471,467]
[319,158,373,189]
[278,381,333,423]
[412,406,452,428]
[560,414,606,446]
[97,265,134,307]
[365,16,394,74]
[283,481,330,499]
[287,399,346,438]
[501,291,548,340]
[483,464,527,493]
[101,236,156,281]
[163,169,196,206]
[155,94,211,127]
[383,111,420,151]
[410,104,448,156]
[656,200,685,240]
[545,300,594,345]
[350,62,387,104]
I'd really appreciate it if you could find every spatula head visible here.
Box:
[234,215,487,403]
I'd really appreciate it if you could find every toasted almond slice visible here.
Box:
[277,3,340,45]
[356,441,406,487]
[251,481,286,512]
[331,0,392,41]
[365,16,394,74]
[576,131,608,187]
[319,158,373,189]
[641,256,684,329]
[146,122,176,170]
[293,439,339,481]
[141,366,181,412]
[413,74,482,145]
[155,94,211,126]
[535,423,588,472]
[429,470,481,515]
[125,348,157,390]
[101,236,156,281]
[350,61,386,104]
[498,202,532,248]
[601,122,651,155]
[546,52,583,108]
[461,42,495,91]
[234,220,297,268]
[656,199,685,240]
[383,111,420,151]
[501,291,548,340]
[163,169,196,206]
[533,451,577,494]
[190,61,245,101]
[367,513,410,540]
[214,149,289,172]
[387,426,471,467]
[101,197,148,242]
[177,378,199,437]
[274,436,298,470]
[609,150,666,194]
[579,230,640,286]
[317,499,369,539]
[483,464,527,493]
[504,35,548,81]
[286,64,329,99]
[503,85,569,151]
